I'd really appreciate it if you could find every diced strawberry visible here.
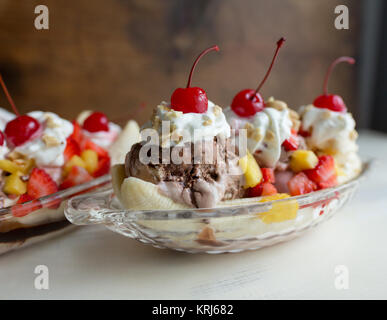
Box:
[27,168,59,199]
[64,137,81,162]
[304,155,337,189]
[93,156,111,177]
[82,139,109,158]
[60,166,93,189]
[261,168,275,183]
[69,120,83,144]
[17,193,34,204]
[12,194,42,217]
[248,182,278,197]
[282,129,299,151]
[287,172,317,196]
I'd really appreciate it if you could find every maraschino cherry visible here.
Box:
[231,37,286,117]
[171,45,219,114]
[313,56,355,112]
[0,74,41,147]
[83,111,109,132]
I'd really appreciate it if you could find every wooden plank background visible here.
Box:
[0,0,360,126]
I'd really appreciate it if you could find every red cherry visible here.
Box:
[313,56,355,112]
[5,115,41,147]
[231,89,264,117]
[0,131,4,146]
[83,112,109,132]
[231,37,285,117]
[171,45,219,113]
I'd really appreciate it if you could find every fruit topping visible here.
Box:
[313,56,355,112]
[282,129,299,151]
[27,168,58,199]
[4,172,27,196]
[4,115,41,147]
[83,112,109,132]
[64,137,81,162]
[287,172,317,196]
[261,167,275,183]
[171,45,219,114]
[248,181,278,197]
[0,73,42,147]
[60,166,93,189]
[304,155,338,189]
[259,193,299,224]
[93,156,111,177]
[238,151,262,188]
[231,37,285,117]
[289,150,318,173]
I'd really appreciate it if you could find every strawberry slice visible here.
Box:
[248,182,278,197]
[93,156,111,177]
[282,129,299,151]
[27,168,59,199]
[60,166,93,189]
[287,172,317,196]
[69,120,83,144]
[12,194,42,217]
[64,137,81,162]
[304,155,337,189]
[82,139,109,158]
[261,168,275,183]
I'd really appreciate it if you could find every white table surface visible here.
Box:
[0,130,386,300]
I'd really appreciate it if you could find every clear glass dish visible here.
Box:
[0,174,111,254]
[65,161,371,254]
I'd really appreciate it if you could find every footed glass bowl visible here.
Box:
[65,162,371,254]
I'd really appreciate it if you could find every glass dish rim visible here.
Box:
[0,173,112,219]
[65,160,372,222]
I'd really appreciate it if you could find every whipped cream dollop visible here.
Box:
[14,111,73,167]
[143,100,231,147]
[76,110,121,149]
[299,104,358,154]
[224,102,292,167]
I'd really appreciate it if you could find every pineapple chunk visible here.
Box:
[20,158,35,174]
[289,150,318,173]
[81,149,98,174]
[63,155,86,176]
[238,151,262,188]
[3,172,27,195]
[0,159,22,174]
[258,193,299,224]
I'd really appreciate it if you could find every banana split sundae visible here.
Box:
[113,41,362,214]
[0,74,139,254]
[114,46,246,210]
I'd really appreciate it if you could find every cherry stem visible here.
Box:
[0,73,20,116]
[186,45,219,88]
[251,37,286,100]
[323,56,355,95]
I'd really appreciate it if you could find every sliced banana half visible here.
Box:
[109,120,140,165]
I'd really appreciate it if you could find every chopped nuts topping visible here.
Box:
[349,130,358,140]
[42,135,61,147]
[322,110,332,119]
[212,105,222,116]
[202,119,212,126]
[266,99,288,111]
[45,115,60,128]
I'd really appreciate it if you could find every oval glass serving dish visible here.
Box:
[65,162,371,254]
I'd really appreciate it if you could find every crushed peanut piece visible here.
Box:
[42,135,61,147]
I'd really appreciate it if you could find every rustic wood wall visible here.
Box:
[0,0,360,126]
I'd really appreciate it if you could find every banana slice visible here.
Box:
[109,120,140,165]
[120,177,189,210]
[111,164,126,202]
